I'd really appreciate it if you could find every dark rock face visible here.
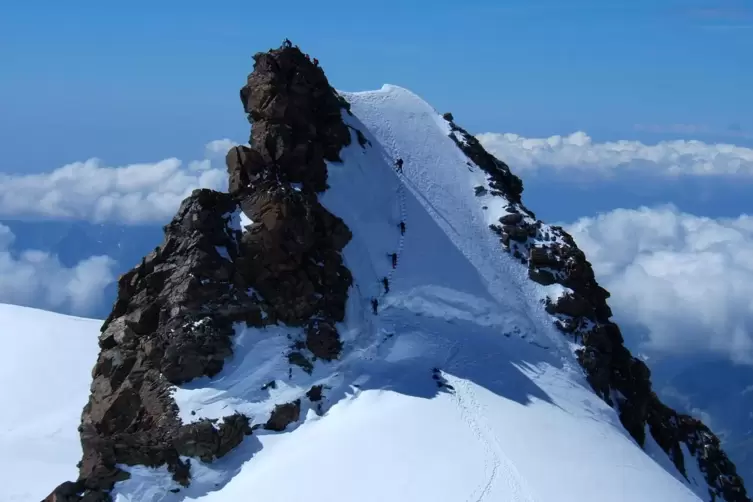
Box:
[43,481,90,502]
[69,190,259,500]
[445,115,750,501]
[174,413,252,462]
[44,42,354,502]
[305,319,343,360]
[233,47,351,195]
[228,45,353,331]
[264,400,301,431]
[445,119,524,205]
[306,385,324,402]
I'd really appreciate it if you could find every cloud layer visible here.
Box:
[565,205,753,364]
[477,132,753,176]
[0,224,116,316]
[0,140,237,224]
[4,133,752,227]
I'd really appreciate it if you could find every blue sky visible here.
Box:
[1,0,753,481]
[1,0,752,172]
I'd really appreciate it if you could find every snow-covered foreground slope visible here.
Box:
[0,303,100,502]
[105,85,708,501]
[4,85,716,502]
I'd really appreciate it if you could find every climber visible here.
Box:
[283,38,292,48]
[313,57,319,67]
[394,158,404,174]
[371,298,379,315]
[390,252,398,269]
[304,53,311,61]
[398,221,406,235]
[382,277,390,294]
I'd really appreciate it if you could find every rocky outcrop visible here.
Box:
[446,119,525,206]
[73,190,258,500]
[228,45,353,331]
[264,400,301,432]
[444,116,750,501]
[44,41,354,502]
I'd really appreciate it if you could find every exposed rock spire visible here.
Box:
[44,41,354,502]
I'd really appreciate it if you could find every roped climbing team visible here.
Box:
[371,158,406,315]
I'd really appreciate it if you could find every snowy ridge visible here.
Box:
[106,84,710,501]
[4,83,742,501]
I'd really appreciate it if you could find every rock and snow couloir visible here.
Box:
[24,43,748,502]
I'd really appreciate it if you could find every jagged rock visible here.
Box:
[499,213,523,225]
[264,400,301,431]
[529,246,558,268]
[575,347,611,399]
[528,268,556,286]
[43,481,90,502]
[305,319,342,360]
[47,42,356,500]
[546,292,594,320]
[216,414,253,457]
[226,145,265,195]
[234,162,352,327]
[82,492,112,502]
[503,225,529,243]
[581,325,615,354]
[601,322,625,345]
[231,42,353,352]
[534,219,747,501]
[445,120,524,204]
[238,46,351,193]
[288,351,314,374]
[175,414,251,462]
[306,385,324,402]
[175,421,221,462]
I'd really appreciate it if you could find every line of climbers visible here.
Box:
[371,158,407,315]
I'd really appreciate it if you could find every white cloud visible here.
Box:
[0,224,116,316]
[477,131,753,176]
[565,205,753,364]
[0,139,239,225]
[205,138,239,157]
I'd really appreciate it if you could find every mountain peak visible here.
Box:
[232,40,351,195]
[45,40,356,502]
[42,42,748,502]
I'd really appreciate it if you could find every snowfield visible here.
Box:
[1,85,713,501]
[0,304,101,502]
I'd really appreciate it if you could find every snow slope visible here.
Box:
[2,86,713,501]
[0,303,101,502]
[113,85,709,501]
